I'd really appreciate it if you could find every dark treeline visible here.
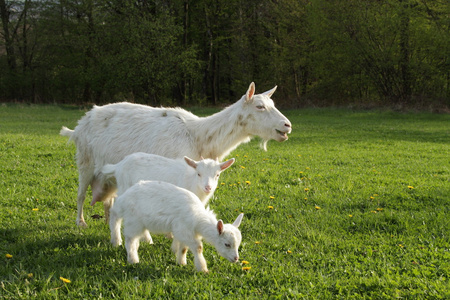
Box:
[0,0,449,107]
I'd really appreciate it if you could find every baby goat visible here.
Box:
[110,180,244,272]
[101,152,235,205]
[102,153,234,243]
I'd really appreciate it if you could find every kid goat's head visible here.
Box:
[240,82,292,150]
[184,156,235,195]
[215,213,244,263]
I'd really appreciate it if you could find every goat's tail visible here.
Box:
[101,164,117,185]
[60,126,74,142]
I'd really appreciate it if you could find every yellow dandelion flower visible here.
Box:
[244,155,248,158]
[370,196,375,200]
[306,167,310,170]
[376,208,383,211]
[255,241,260,244]
[220,182,225,185]
[304,197,308,200]
[242,267,251,271]
[304,188,309,192]
[60,277,71,283]
[241,260,250,265]
[348,214,353,217]
[315,205,321,210]
[287,250,292,254]
[373,194,379,197]
[270,196,275,199]
[240,166,246,169]
[245,181,251,185]
[399,244,404,248]
[27,273,33,278]
[408,186,414,189]
[371,211,377,214]
[5,254,13,259]
[267,206,274,209]
[32,208,39,211]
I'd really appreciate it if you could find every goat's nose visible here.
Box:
[205,186,212,192]
[234,256,239,262]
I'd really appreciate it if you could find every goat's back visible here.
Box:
[112,153,189,195]
[73,103,200,171]
[114,180,212,235]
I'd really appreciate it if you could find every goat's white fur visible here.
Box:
[60,82,291,227]
[101,152,234,243]
[110,180,244,272]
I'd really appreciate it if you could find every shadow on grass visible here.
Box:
[1,222,194,284]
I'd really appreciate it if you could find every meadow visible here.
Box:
[0,104,449,299]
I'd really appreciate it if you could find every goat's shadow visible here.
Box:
[0,221,191,281]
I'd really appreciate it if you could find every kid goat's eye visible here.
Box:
[225,243,231,248]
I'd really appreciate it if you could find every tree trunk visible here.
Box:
[0,0,17,71]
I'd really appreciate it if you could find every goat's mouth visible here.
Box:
[275,129,289,141]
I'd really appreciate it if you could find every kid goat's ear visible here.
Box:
[217,220,224,235]
[220,158,235,171]
[232,213,244,228]
[184,156,197,169]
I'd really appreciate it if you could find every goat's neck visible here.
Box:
[195,215,220,246]
[190,98,251,160]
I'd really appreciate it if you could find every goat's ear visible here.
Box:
[184,156,197,169]
[217,220,224,235]
[262,85,277,98]
[232,213,244,228]
[220,158,235,171]
[245,82,256,102]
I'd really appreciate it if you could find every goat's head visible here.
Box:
[239,82,292,150]
[184,156,235,195]
[214,213,243,263]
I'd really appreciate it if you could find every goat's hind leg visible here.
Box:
[125,236,140,264]
[109,209,122,247]
[76,172,92,228]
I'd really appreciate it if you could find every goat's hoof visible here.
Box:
[76,220,88,228]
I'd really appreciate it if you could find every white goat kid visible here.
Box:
[110,180,244,272]
[101,152,234,243]
[61,82,291,227]
[101,153,235,206]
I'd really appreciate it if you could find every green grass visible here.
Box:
[0,104,449,299]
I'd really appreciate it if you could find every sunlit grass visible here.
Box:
[0,104,449,299]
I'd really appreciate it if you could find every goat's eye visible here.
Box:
[256,105,265,110]
[197,173,201,177]
[225,243,231,248]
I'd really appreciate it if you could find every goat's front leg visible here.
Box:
[172,239,188,266]
[190,241,208,272]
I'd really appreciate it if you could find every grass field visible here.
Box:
[0,104,449,299]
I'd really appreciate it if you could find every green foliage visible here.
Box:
[0,105,449,299]
[1,0,449,106]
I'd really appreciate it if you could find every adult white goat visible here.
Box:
[101,153,234,244]
[61,82,291,227]
[110,180,244,272]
